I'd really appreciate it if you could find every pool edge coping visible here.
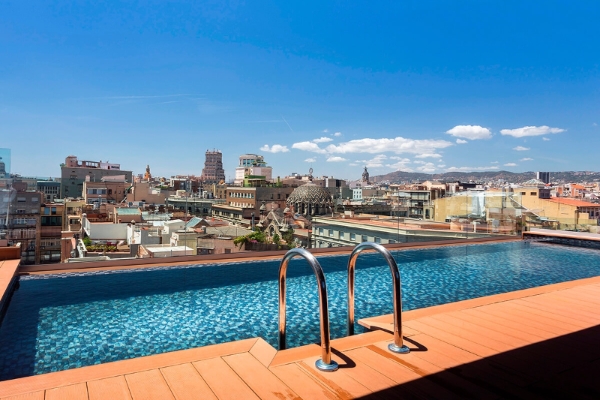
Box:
[2,273,600,397]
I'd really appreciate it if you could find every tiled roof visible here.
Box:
[548,197,600,207]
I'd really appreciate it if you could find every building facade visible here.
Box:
[234,154,273,185]
[38,181,61,203]
[60,155,133,198]
[40,203,64,264]
[201,150,226,184]
[1,188,42,264]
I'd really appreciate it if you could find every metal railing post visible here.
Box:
[347,242,409,354]
[279,248,338,372]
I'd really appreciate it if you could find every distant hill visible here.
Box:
[370,170,600,184]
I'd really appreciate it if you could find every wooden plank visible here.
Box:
[496,301,590,330]
[298,359,371,399]
[554,288,600,304]
[160,363,217,400]
[361,345,467,400]
[518,297,600,323]
[405,319,497,358]
[223,352,300,400]
[455,308,552,342]
[249,338,277,368]
[88,376,132,400]
[270,344,322,367]
[270,363,340,400]
[0,338,257,399]
[416,315,517,353]
[321,352,398,395]
[45,383,88,400]
[473,303,576,336]
[0,392,44,400]
[430,313,576,379]
[533,292,600,312]
[125,369,175,400]
[429,313,532,348]
[193,357,260,400]
[398,334,529,397]
[327,330,392,352]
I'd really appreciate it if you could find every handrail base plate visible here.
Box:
[315,359,339,372]
[388,343,410,354]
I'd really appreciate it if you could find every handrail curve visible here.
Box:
[347,242,409,354]
[279,248,338,371]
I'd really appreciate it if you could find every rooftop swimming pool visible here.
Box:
[1,240,600,380]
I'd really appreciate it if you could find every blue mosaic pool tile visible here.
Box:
[1,242,600,380]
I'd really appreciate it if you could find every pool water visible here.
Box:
[1,241,600,380]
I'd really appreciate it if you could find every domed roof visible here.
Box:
[287,182,332,205]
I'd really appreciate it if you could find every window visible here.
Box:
[319,228,324,234]
[340,232,345,239]
[31,197,38,202]
[350,233,356,241]
[361,235,368,242]
[530,192,536,196]
[374,237,381,244]
[17,197,26,203]
[329,229,334,237]
[520,192,526,195]
[389,239,396,244]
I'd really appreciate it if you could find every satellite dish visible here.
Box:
[309,167,313,175]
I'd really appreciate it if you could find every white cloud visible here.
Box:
[327,156,347,162]
[357,154,387,168]
[325,137,452,155]
[446,125,492,140]
[504,163,517,167]
[413,160,426,165]
[513,146,529,151]
[323,129,329,133]
[500,125,565,138]
[304,157,317,163]
[593,122,598,127]
[520,157,533,161]
[416,162,437,173]
[446,166,500,172]
[260,144,289,153]
[415,153,442,159]
[542,137,550,141]
[456,139,467,144]
[349,163,358,166]
[313,137,333,143]
[292,141,327,154]
[385,158,412,171]
[491,161,499,164]
[437,164,446,168]
[334,132,342,137]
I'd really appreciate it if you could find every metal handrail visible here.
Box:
[347,242,410,354]
[279,248,339,372]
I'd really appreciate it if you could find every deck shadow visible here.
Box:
[357,324,600,399]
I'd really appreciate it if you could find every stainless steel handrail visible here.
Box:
[347,242,410,354]
[279,248,339,372]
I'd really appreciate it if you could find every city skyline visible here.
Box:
[1,2,599,180]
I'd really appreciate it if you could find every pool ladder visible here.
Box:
[278,243,409,373]
[347,242,410,354]
[278,248,339,372]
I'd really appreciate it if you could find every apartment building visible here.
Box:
[60,155,132,198]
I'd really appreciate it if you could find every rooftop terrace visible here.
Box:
[0,238,599,398]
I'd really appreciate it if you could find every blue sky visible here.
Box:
[1,1,599,181]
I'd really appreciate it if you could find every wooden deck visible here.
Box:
[1,276,600,399]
